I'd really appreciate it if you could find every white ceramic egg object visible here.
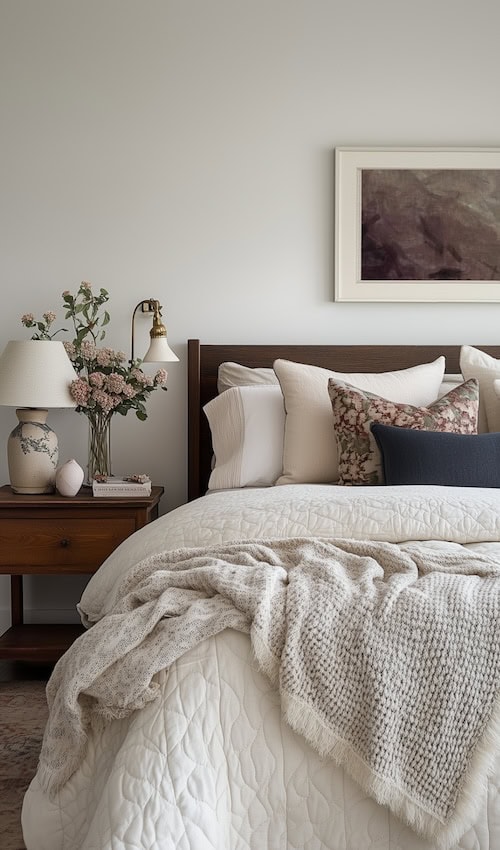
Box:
[55,459,84,497]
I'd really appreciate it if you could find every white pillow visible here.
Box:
[459,345,498,433]
[492,379,500,408]
[437,374,463,397]
[217,362,278,394]
[273,356,446,485]
[204,385,285,490]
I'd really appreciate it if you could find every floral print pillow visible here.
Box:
[328,377,479,486]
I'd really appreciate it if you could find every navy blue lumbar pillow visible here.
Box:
[371,422,500,487]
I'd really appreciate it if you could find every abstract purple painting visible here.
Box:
[361,169,500,282]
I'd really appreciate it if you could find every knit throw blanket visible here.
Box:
[38,537,500,848]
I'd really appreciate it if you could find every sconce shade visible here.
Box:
[0,340,78,493]
[143,336,179,363]
[0,340,78,408]
[130,299,179,363]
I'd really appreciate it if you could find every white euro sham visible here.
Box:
[204,385,285,489]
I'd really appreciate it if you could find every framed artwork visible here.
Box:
[334,147,500,302]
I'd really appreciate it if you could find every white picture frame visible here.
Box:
[335,146,500,302]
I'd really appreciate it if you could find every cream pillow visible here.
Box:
[204,385,285,490]
[217,362,278,394]
[459,345,499,433]
[273,356,446,485]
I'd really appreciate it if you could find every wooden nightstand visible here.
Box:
[0,484,164,662]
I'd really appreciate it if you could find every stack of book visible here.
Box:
[92,476,152,497]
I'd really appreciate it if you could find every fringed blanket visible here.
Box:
[37,537,500,848]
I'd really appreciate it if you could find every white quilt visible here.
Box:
[22,484,500,850]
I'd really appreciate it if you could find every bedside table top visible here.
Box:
[0,484,164,508]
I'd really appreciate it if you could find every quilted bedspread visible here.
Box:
[22,484,500,850]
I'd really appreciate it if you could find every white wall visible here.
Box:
[1,0,500,628]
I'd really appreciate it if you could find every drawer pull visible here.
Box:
[60,538,70,548]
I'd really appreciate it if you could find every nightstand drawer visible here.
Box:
[0,516,137,572]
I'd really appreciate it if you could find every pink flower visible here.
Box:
[131,367,145,382]
[130,368,155,386]
[80,340,96,359]
[21,313,34,325]
[43,311,56,324]
[154,369,168,385]
[95,348,113,367]
[91,389,114,413]
[105,373,126,394]
[63,341,76,358]
[121,384,136,398]
[70,378,91,405]
[89,372,105,388]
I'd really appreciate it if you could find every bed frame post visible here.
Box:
[187,339,201,502]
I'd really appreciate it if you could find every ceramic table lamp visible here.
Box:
[0,340,78,493]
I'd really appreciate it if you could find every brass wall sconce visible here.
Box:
[130,299,179,364]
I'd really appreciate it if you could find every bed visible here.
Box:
[22,340,500,850]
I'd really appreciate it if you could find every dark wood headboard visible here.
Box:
[187,339,500,501]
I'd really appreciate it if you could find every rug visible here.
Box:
[0,680,48,850]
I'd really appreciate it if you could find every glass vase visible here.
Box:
[87,416,112,482]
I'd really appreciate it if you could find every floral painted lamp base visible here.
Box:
[7,408,58,494]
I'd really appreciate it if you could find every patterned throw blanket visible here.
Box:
[37,537,500,849]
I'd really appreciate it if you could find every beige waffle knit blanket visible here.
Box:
[37,537,500,848]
